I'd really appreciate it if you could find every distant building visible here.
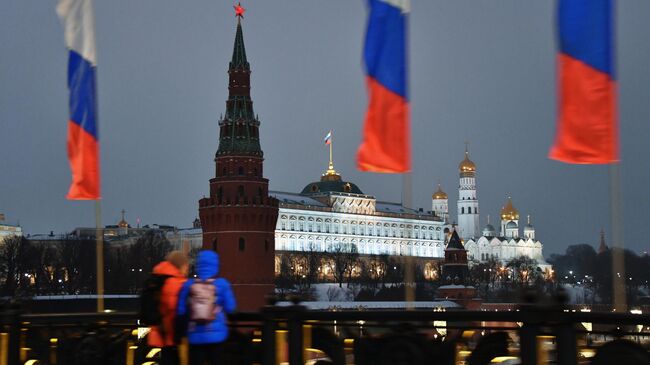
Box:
[0,212,23,243]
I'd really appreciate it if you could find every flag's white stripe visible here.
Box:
[379,0,410,14]
[57,0,97,65]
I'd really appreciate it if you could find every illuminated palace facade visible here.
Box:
[271,168,448,255]
[270,160,448,279]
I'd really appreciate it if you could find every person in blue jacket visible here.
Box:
[177,250,236,365]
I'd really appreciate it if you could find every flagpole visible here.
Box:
[609,163,626,312]
[402,173,415,309]
[95,200,104,312]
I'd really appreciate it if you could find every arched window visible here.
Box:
[239,238,246,251]
[222,168,227,176]
[238,166,244,175]
[461,207,465,214]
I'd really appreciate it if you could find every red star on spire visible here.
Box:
[234,2,245,18]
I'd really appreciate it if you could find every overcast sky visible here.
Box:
[1,1,649,256]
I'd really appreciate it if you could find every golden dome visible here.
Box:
[118,209,129,228]
[432,183,447,199]
[458,151,476,173]
[500,197,519,220]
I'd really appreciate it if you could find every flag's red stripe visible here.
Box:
[357,76,410,173]
[549,54,618,164]
[67,121,101,199]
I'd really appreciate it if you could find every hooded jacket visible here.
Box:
[177,250,236,344]
[147,261,187,347]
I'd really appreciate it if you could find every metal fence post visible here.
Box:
[261,300,279,365]
[0,307,22,365]
[519,321,538,365]
[555,322,577,365]
[518,301,541,365]
[287,302,305,365]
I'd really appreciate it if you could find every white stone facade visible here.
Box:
[272,192,447,258]
[464,235,551,270]
[0,223,22,243]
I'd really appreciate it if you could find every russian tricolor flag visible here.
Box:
[57,0,101,199]
[550,0,618,164]
[357,0,411,173]
[324,131,332,145]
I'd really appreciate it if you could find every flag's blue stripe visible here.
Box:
[364,0,408,99]
[68,50,98,139]
[558,0,614,77]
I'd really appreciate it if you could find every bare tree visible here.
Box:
[292,243,324,289]
[0,235,29,296]
[127,230,173,293]
[274,254,297,298]
[325,242,358,288]
[57,235,95,295]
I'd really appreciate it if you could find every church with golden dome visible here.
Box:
[443,148,550,270]
[463,196,550,270]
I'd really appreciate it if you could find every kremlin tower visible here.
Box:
[198,5,279,311]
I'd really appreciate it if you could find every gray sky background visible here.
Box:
[1,1,649,256]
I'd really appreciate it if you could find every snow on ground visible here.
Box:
[561,284,594,304]
[276,300,460,310]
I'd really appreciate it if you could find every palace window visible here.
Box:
[239,238,245,251]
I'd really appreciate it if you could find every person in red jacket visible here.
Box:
[147,251,189,365]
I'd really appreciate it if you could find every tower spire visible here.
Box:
[231,4,248,69]
[217,7,261,156]
[598,229,608,253]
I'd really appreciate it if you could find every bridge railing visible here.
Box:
[1,300,649,365]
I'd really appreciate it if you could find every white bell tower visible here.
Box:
[457,145,480,240]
